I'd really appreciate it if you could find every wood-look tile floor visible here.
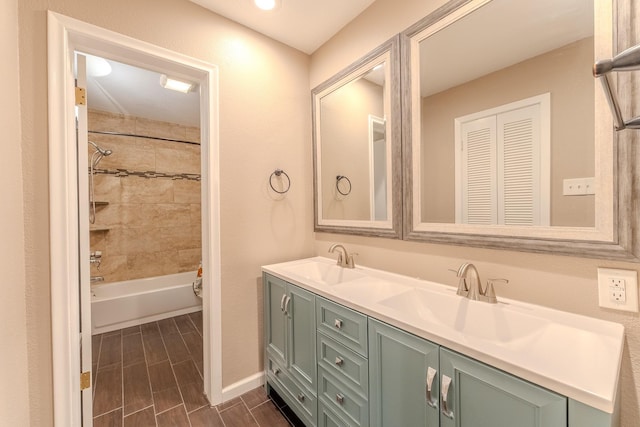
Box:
[92,311,293,426]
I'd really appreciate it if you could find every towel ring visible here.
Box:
[336,175,352,196]
[269,169,291,194]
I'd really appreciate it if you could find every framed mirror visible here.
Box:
[402,0,640,260]
[313,36,402,238]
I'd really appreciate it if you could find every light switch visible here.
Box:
[563,177,595,196]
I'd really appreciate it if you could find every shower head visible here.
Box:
[89,140,113,157]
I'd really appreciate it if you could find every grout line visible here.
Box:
[140,321,158,427]
[154,402,184,416]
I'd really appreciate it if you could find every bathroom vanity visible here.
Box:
[263,257,623,427]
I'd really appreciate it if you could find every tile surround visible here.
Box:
[88,110,202,284]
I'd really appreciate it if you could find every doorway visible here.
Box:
[48,12,222,426]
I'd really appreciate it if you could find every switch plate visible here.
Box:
[597,268,638,312]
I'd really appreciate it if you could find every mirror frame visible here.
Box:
[401,0,640,261]
[312,35,403,238]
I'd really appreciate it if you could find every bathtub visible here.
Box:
[91,271,202,335]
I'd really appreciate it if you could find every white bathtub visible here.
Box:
[91,271,202,335]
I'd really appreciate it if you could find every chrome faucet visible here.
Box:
[328,244,356,268]
[452,263,508,304]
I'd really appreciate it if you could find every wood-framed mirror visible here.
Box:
[401,0,640,260]
[313,35,402,238]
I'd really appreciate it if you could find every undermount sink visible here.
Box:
[280,260,365,286]
[378,287,549,346]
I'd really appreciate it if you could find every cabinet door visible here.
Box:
[288,285,317,391]
[439,348,566,427]
[369,319,440,427]
[264,274,288,368]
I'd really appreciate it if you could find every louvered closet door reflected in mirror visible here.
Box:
[454,93,550,226]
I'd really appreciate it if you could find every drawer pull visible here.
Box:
[426,366,437,408]
[334,318,343,329]
[335,356,344,366]
[441,374,453,418]
[297,393,305,402]
[336,393,345,405]
[280,294,287,312]
[272,367,281,376]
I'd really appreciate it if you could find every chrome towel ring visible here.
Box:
[269,169,291,194]
[336,175,352,196]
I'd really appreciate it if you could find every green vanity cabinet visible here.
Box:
[368,318,440,427]
[439,348,566,427]
[263,270,617,427]
[264,274,317,426]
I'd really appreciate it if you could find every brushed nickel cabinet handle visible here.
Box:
[280,294,287,312]
[441,374,453,418]
[334,318,343,329]
[283,296,291,315]
[272,367,281,376]
[335,356,344,366]
[426,366,437,408]
[297,393,305,402]
[336,393,345,405]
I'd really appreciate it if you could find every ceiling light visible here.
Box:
[159,74,194,93]
[86,55,112,77]
[254,0,281,11]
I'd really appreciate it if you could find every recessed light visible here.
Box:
[254,0,281,11]
[159,74,194,93]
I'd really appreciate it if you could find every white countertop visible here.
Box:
[262,256,624,414]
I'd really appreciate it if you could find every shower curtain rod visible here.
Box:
[88,130,200,146]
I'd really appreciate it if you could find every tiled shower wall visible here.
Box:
[88,110,201,284]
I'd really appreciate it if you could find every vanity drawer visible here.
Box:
[316,297,368,357]
[317,332,368,397]
[319,397,358,427]
[266,356,317,426]
[318,367,369,427]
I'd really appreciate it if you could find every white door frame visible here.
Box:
[47,12,222,426]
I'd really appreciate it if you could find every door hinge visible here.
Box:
[75,87,86,106]
[80,371,91,390]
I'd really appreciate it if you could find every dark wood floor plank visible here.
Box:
[92,334,102,366]
[219,402,259,427]
[251,401,291,427]
[188,311,203,335]
[98,333,122,370]
[142,335,168,366]
[157,318,179,337]
[93,365,122,417]
[122,325,141,336]
[179,381,209,413]
[172,359,202,388]
[216,396,242,412]
[93,408,123,427]
[124,407,156,427]
[181,332,203,366]
[162,332,191,365]
[174,314,197,335]
[141,322,162,340]
[241,386,269,410]
[152,387,183,414]
[189,406,224,427]
[123,362,153,416]
[147,360,177,392]
[123,333,145,367]
[156,405,190,427]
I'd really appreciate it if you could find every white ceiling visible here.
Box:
[86,58,200,127]
[189,0,376,54]
[419,0,593,96]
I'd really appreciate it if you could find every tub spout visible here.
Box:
[91,276,104,283]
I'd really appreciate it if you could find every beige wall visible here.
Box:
[311,1,640,426]
[16,0,313,424]
[421,38,595,226]
[320,78,383,220]
[89,110,202,283]
[0,0,30,425]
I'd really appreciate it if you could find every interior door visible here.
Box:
[75,52,93,425]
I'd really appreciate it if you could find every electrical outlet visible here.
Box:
[598,268,638,312]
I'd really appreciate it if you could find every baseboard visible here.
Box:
[221,372,265,403]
